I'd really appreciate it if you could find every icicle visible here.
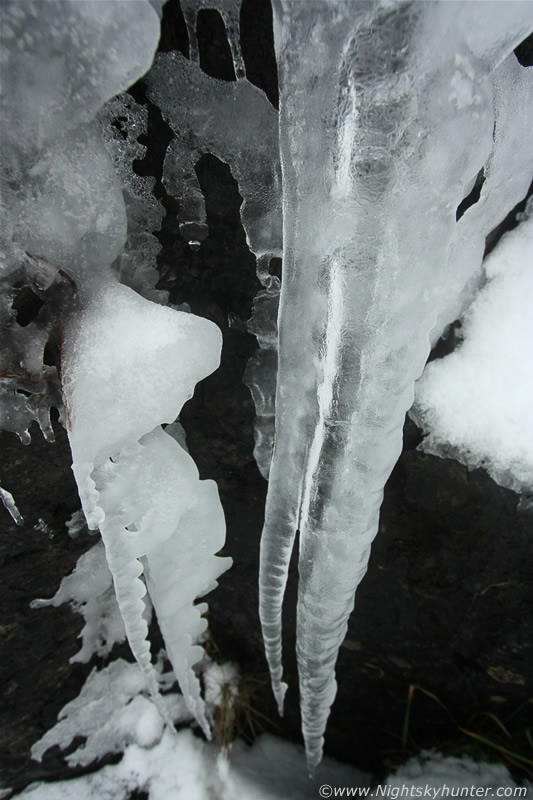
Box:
[63,281,230,736]
[262,0,533,770]
[0,484,24,525]
[146,51,281,478]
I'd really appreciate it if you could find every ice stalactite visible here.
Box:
[2,0,231,742]
[62,281,231,736]
[260,0,533,770]
[0,484,23,525]
[146,47,282,477]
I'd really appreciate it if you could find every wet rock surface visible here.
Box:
[1,0,532,792]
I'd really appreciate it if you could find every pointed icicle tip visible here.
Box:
[273,679,288,717]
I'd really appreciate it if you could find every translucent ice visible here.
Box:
[0,0,160,445]
[260,0,533,769]
[146,47,281,477]
[0,0,160,158]
[98,94,166,300]
[0,484,23,525]
[181,0,246,79]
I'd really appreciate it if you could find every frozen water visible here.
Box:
[383,749,521,790]
[181,0,245,80]
[260,0,533,769]
[0,0,160,158]
[63,281,230,735]
[18,660,525,799]
[62,282,221,471]
[22,657,372,799]
[30,658,190,767]
[0,0,160,445]
[98,94,166,300]
[65,509,88,539]
[1,0,232,746]
[146,50,280,257]
[3,0,533,779]
[31,541,128,663]
[243,278,280,478]
[0,483,23,525]
[146,50,281,476]
[413,208,533,496]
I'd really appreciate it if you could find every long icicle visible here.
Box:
[260,0,533,771]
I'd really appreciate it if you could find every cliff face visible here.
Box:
[1,1,532,792]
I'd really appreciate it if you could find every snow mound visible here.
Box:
[413,211,533,497]
[30,658,190,768]
[383,749,521,789]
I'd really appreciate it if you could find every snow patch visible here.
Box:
[30,659,190,768]
[413,212,533,496]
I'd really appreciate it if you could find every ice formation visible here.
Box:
[145,45,281,478]
[31,540,128,664]
[2,0,533,780]
[97,93,166,302]
[62,280,230,735]
[0,483,23,526]
[1,0,230,743]
[181,0,246,80]
[413,204,533,498]
[259,0,533,769]
[31,658,191,767]
[18,659,525,800]
[0,0,160,444]
[25,656,372,800]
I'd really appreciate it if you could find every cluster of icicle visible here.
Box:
[259,0,533,771]
[0,0,230,738]
[2,0,532,775]
[145,1,282,479]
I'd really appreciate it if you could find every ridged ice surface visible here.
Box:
[260,0,533,770]
[63,282,231,736]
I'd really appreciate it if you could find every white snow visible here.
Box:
[11,655,529,799]
[19,658,371,800]
[62,280,229,737]
[62,281,222,476]
[17,734,529,798]
[383,750,523,790]
[30,658,190,768]
[413,210,533,496]
[31,541,128,663]
[203,660,240,708]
